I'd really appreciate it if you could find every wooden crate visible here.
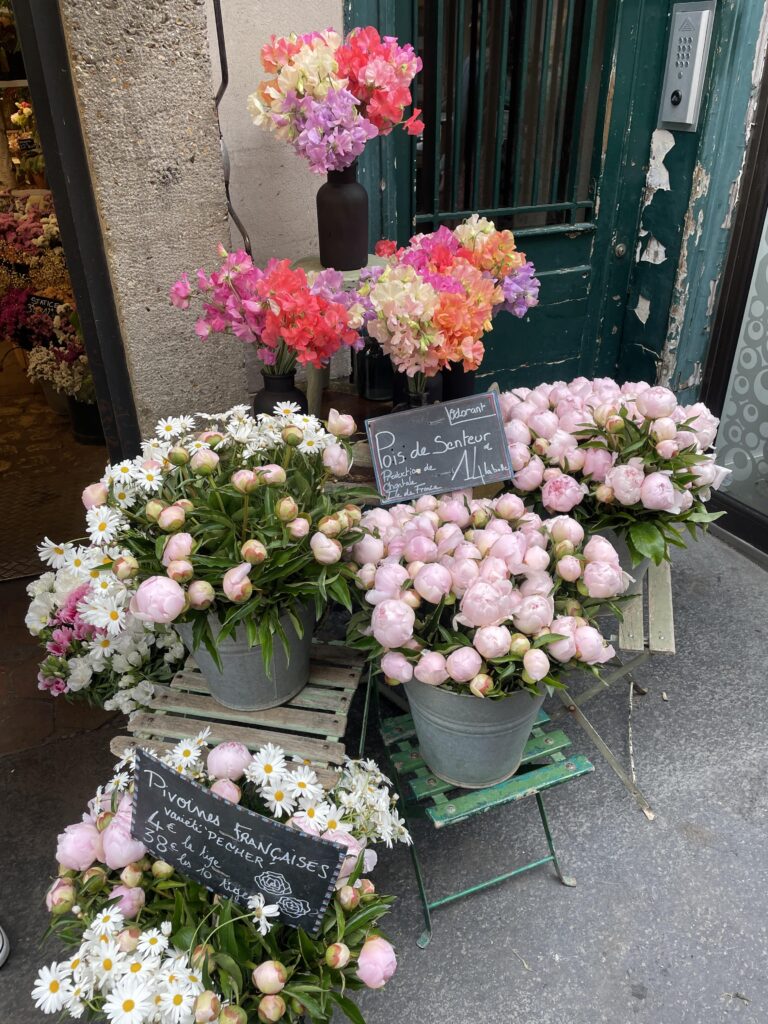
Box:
[110,643,365,788]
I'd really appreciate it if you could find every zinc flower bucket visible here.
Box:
[178,603,315,711]
[403,680,546,789]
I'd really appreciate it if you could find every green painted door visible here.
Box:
[361,0,676,390]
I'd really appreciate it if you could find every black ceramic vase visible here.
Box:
[391,370,443,411]
[441,363,476,401]
[252,371,308,416]
[316,160,368,271]
[67,398,104,445]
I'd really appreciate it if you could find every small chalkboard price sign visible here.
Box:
[131,750,346,936]
[365,392,513,504]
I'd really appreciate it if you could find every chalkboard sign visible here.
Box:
[131,750,346,936]
[365,393,514,504]
[28,295,61,315]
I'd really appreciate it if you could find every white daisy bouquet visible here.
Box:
[79,405,372,666]
[35,733,409,1024]
[27,541,185,711]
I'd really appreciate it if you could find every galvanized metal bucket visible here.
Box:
[403,680,546,789]
[598,528,651,596]
[177,604,315,711]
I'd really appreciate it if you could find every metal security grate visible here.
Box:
[414,0,610,231]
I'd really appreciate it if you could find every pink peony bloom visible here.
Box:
[513,455,545,491]
[56,821,103,872]
[460,580,508,628]
[82,482,108,509]
[574,625,615,664]
[413,563,452,603]
[494,492,525,521]
[445,646,482,683]
[547,616,578,662]
[640,472,677,511]
[109,885,146,919]
[101,818,147,870]
[371,599,415,648]
[357,937,397,989]
[414,650,448,685]
[556,555,582,582]
[207,741,252,780]
[310,533,342,564]
[605,463,645,506]
[222,562,253,602]
[188,580,215,609]
[450,557,481,596]
[130,576,186,624]
[286,517,310,539]
[353,534,385,565]
[327,408,356,437]
[162,532,194,567]
[682,402,719,448]
[547,515,585,546]
[472,625,512,660]
[210,779,241,803]
[583,536,620,565]
[523,648,550,681]
[582,447,615,482]
[403,534,438,563]
[636,386,678,419]
[322,443,350,477]
[583,561,625,598]
[513,595,554,635]
[381,651,414,683]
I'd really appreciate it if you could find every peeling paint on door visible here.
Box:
[643,129,675,204]
[634,295,651,324]
[640,236,667,265]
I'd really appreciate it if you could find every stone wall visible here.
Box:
[59,0,245,433]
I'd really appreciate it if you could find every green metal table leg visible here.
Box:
[358,663,374,758]
[535,793,576,887]
[409,842,434,949]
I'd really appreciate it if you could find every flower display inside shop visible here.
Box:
[247,27,423,174]
[26,303,96,401]
[498,378,729,564]
[81,405,368,662]
[34,733,409,1024]
[347,491,628,697]
[170,249,366,375]
[362,215,540,385]
[26,538,184,712]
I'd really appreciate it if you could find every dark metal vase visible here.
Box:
[316,160,368,271]
[67,397,104,445]
[252,371,308,416]
[441,363,477,400]
[391,370,443,411]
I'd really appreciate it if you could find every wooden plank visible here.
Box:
[127,713,346,765]
[427,755,594,828]
[647,561,676,654]
[408,729,573,801]
[146,685,346,738]
[309,643,366,668]
[109,736,340,788]
[618,593,645,652]
[171,678,352,711]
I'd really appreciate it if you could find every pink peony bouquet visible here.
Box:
[498,378,728,564]
[35,733,408,1023]
[170,249,366,374]
[247,27,423,174]
[347,491,627,698]
[26,541,184,712]
[362,215,540,385]
[78,406,371,662]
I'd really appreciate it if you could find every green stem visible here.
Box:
[241,493,249,545]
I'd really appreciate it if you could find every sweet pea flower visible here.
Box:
[574,625,615,664]
[413,563,453,603]
[223,563,253,602]
[310,533,342,564]
[327,408,356,437]
[445,646,482,683]
[372,599,415,648]
[604,463,645,506]
[523,648,550,682]
[583,536,621,565]
[56,821,103,872]
[82,482,108,508]
[636,385,678,419]
[322,443,350,477]
[357,937,397,989]
[381,651,414,683]
[414,650,449,685]
[130,576,185,623]
[208,741,252,780]
[583,561,625,598]
[109,885,145,918]
[162,531,194,567]
[640,472,677,511]
[513,595,554,635]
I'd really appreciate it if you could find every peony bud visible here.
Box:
[218,1008,248,1024]
[166,559,194,583]
[190,450,220,475]
[151,860,174,879]
[120,863,143,888]
[337,885,360,911]
[469,673,493,698]
[176,498,194,512]
[523,648,551,682]
[281,425,303,447]
[471,507,490,528]
[310,533,342,564]
[358,878,376,898]
[210,778,241,803]
[317,515,342,538]
[231,469,258,493]
[192,944,216,973]
[222,563,252,603]
[594,484,614,503]
[285,516,309,539]
[325,943,351,969]
[116,926,141,953]
[328,408,356,437]
[188,580,215,610]
[95,811,114,832]
[158,504,186,532]
[605,415,625,433]
[82,865,108,888]
[343,504,362,525]
[199,431,223,448]
[168,446,190,466]
[145,499,166,522]
[509,633,531,657]
[194,991,221,1023]
[257,996,286,1023]
[256,464,286,486]
[46,877,75,915]
[82,482,108,509]
[276,496,298,522]
[401,591,421,610]
[112,554,139,581]
[252,961,288,994]
[241,539,267,565]
[532,437,550,457]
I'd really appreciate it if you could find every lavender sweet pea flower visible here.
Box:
[499,261,541,317]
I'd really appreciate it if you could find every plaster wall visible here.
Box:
[58,0,245,434]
